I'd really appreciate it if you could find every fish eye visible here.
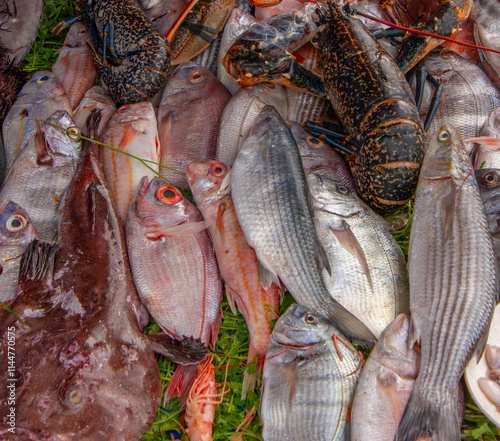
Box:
[438,129,451,142]
[189,72,205,83]
[441,50,452,58]
[37,75,51,83]
[67,126,81,140]
[78,28,87,36]
[65,386,84,406]
[304,313,317,324]
[484,172,499,186]
[211,163,226,177]
[156,185,182,205]
[306,136,323,148]
[5,214,28,233]
[337,185,349,194]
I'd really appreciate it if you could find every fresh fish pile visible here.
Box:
[3,0,500,438]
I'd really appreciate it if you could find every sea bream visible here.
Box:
[260,303,362,441]
[231,105,376,344]
[396,125,498,441]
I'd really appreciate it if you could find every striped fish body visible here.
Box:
[396,125,498,441]
[261,304,361,441]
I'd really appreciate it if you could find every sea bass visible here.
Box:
[261,303,362,441]
[307,173,409,338]
[396,125,498,441]
[187,159,282,398]
[0,121,203,440]
[351,314,420,441]
[231,105,376,344]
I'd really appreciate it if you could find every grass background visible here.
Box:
[9,0,500,438]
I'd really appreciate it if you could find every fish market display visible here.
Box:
[51,22,97,110]
[307,173,409,338]
[351,313,420,441]
[396,125,498,440]
[157,61,231,187]
[2,71,72,174]
[0,126,203,439]
[101,101,160,223]
[187,159,282,397]
[126,177,222,400]
[261,303,362,441]
[0,201,38,303]
[0,110,82,244]
[231,105,376,344]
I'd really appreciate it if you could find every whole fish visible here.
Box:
[0,110,82,243]
[187,159,282,398]
[307,173,410,338]
[396,125,498,441]
[51,22,97,110]
[231,105,376,344]
[418,48,500,153]
[216,83,288,167]
[261,303,362,441]
[126,176,223,400]
[157,61,231,188]
[73,85,117,137]
[290,121,355,190]
[2,71,72,174]
[351,314,420,441]
[0,201,38,303]
[101,101,160,223]
[472,107,500,169]
[0,124,204,440]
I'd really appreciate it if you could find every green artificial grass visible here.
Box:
[6,0,499,439]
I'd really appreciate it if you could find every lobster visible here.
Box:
[54,0,171,106]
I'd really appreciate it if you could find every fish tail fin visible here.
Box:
[164,364,199,406]
[241,345,264,400]
[395,388,460,441]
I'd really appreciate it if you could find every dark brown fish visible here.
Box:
[0,117,205,440]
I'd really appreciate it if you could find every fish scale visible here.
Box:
[396,124,498,441]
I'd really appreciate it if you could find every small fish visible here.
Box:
[396,125,498,441]
[0,110,82,243]
[187,159,282,398]
[51,22,97,110]
[157,61,231,188]
[261,303,362,441]
[351,314,420,441]
[101,101,160,223]
[0,201,38,303]
[231,105,376,344]
[307,173,409,339]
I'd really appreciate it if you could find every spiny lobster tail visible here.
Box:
[0,44,28,118]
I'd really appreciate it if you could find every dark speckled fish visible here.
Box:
[0,119,205,440]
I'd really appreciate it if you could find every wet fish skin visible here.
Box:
[158,61,231,188]
[51,22,97,110]
[73,85,117,137]
[0,110,82,243]
[186,159,282,397]
[261,303,362,441]
[216,83,288,167]
[290,121,355,190]
[101,101,160,223]
[472,107,500,169]
[396,125,498,441]
[351,314,420,441]
[231,105,376,344]
[307,173,409,338]
[2,70,72,175]
[0,201,38,303]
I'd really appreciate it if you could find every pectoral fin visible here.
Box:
[258,260,280,290]
[146,218,214,239]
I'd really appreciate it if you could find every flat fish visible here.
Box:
[261,303,362,441]
[231,105,376,344]
[396,125,498,441]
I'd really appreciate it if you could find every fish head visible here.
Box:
[63,22,91,48]
[16,71,64,104]
[36,110,82,165]
[291,121,329,169]
[483,108,500,138]
[271,304,333,349]
[475,169,500,235]
[186,160,231,207]
[424,48,458,80]
[422,125,472,181]
[307,173,361,217]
